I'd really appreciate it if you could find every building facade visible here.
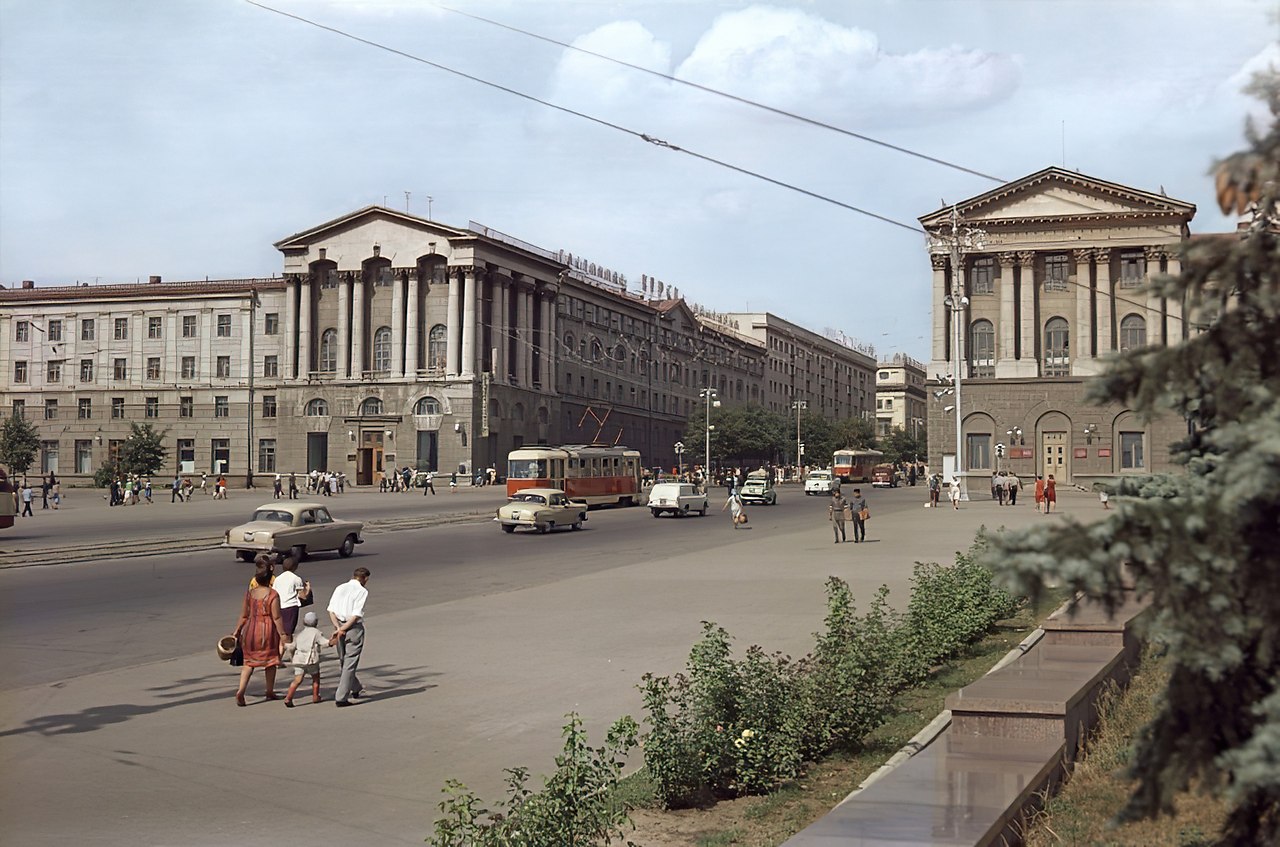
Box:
[922,167,1196,487]
[874,354,927,439]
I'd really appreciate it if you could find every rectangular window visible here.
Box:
[1119,251,1146,288]
[108,439,124,462]
[40,440,59,474]
[13,361,27,383]
[214,396,229,418]
[15,320,29,342]
[264,313,279,335]
[80,359,94,382]
[970,257,995,295]
[1120,431,1145,470]
[114,317,129,340]
[148,316,163,339]
[113,358,127,380]
[181,356,196,379]
[47,319,63,342]
[182,315,197,337]
[263,355,279,378]
[1043,254,1069,292]
[258,439,277,472]
[76,440,93,474]
[112,397,126,418]
[81,318,95,341]
[78,398,93,419]
[144,397,159,418]
[966,433,992,470]
[180,396,194,418]
[12,399,25,418]
[44,399,58,420]
[216,356,231,378]
[146,357,161,380]
[216,314,231,337]
[262,395,277,418]
[177,438,195,473]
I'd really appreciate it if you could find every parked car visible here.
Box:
[648,482,709,517]
[495,488,588,533]
[223,502,364,561]
[739,471,777,505]
[871,463,899,488]
[804,469,836,495]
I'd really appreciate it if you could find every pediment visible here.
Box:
[273,206,468,252]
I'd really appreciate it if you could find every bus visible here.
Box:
[506,444,643,507]
[833,449,884,483]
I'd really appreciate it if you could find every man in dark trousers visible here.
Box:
[847,487,869,543]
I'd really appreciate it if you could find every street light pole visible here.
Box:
[674,440,684,478]
[700,388,717,488]
[792,400,807,473]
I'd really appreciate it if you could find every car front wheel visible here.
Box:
[502,524,515,533]
[651,509,661,518]
[338,535,357,558]
[237,550,254,562]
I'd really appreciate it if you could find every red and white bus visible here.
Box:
[833,449,884,483]
[506,444,643,507]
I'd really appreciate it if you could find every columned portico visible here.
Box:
[494,273,510,379]
[297,277,312,377]
[1144,246,1165,349]
[930,254,947,374]
[1094,248,1113,355]
[995,252,1018,377]
[391,272,405,378]
[337,277,351,379]
[351,275,366,378]
[406,274,420,375]
[1016,251,1037,376]
[446,267,461,376]
[1072,248,1096,374]
[461,266,479,378]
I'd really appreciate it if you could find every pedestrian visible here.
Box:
[109,478,120,507]
[908,464,917,487]
[329,474,339,496]
[1099,487,1110,510]
[273,473,283,500]
[40,478,50,509]
[50,475,60,509]
[143,478,153,504]
[21,481,34,517]
[422,469,436,495]
[338,473,345,494]
[231,562,290,706]
[949,479,961,510]
[284,611,327,707]
[328,567,371,707]
[1034,475,1045,513]
[1008,473,1020,506]
[288,472,299,500]
[996,471,1008,505]
[171,474,183,503]
[828,488,850,543]
[928,473,941,509]
[199,472,208,496]
[990,471,1000,503]
[272,554,311,637]
[722,488,745,529]
[123,476,134,505]
[216,474,228,500]
[449,471,457,492]
[848,487,869,542]
[1045,474,1057,513]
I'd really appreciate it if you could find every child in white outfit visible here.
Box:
[283,611,327,707]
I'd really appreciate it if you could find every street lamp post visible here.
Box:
[699,388,718,488]
[792,400,807,475]
[674,441,685,478]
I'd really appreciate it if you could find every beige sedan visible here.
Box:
[495,488,587,534]
[222,502,364,561]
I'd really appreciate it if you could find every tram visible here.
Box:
[506,444,643,507]
[833,448,884,483]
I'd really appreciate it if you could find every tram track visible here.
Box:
[0,509,494,569]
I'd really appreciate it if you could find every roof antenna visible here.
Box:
[404,190,411,212]
[1061,120,1066,167]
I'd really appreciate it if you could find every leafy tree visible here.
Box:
[0,414,40,475]
[985,73,1280,845]
[119,422,168,477]
[797,410,835,466]
[831,416,876,452]
[878,426,927,466]
[683,405,787,468]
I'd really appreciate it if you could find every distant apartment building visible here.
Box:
[874,353,927,439]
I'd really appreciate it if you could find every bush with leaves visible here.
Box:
[0,413,40,476]
[428,713,639,847]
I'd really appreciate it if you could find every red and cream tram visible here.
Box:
[506,444,643,507]
[833,448,884,483]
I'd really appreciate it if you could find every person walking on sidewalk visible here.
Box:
[1034,475,1045,513]
[422,469,436,495]
[288,472,299,500]
[828,489,849,543]
[171,474,183,503]
[928,473,941,509]
[328,567,371,707]
[1044,474,1057,514]
[847,488,869,542]
[20,481,34,517]
[232,562,290,706]
[284,611,327,707]
[1007,472,1020,506]
[948,480,961,510]
[722,488,745,529]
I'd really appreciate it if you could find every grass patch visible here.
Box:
[1023,648,1229,846]
[624,586,1071,846]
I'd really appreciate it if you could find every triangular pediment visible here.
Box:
[273,206,468,251]
[919,167,1195,228]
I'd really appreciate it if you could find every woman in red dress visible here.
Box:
[1044,474,1058,514]
[232,564,290,706]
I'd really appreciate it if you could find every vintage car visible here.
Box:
[648,482,709,517]
[871,463,899,488]
[223,502,364,561]
[738,471,777,506]
[495,488,588,533]
[804,469,837,495]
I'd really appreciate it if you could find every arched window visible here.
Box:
[427,324,447,371]
[563,333,575,355]
[320,328,338,372]
[969,319,996,378]
[1044,317,1070,376]
[1119,314,1146,351]
[305,398,329,416]
[414,396,441,415]
[373,326,392,372]
[360,397,383,416]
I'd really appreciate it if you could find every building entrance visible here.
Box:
[1042,432,1067,482]
[357,431,384,486]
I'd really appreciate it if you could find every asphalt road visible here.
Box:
[0,482,1081,846]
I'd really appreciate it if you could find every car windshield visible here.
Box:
[808,472,831,480]
[512,493,548,505]
[251,509,293,524]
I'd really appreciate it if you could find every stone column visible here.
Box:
[521,285,535,387]
[541,289,555,389]
[337,276,351,379]
[930,254,947,374]
[446,268,461,376]
[1017,252,1037,375]
[461,267,479,377]
[391,271,405,378]
[298,278,312,376]
[513,276,529,385]
[1166,252,1184,341]
[996,252,1017,377]
[1144,246,1165,346]
[284,276,298,379]
[1093,248,1113,354]
[494,273,510,379]
[351,274,366,378]
[406,274,420,376]
[1072,248,1094,371]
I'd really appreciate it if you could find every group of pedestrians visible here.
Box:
[230,556,371,709]
[108,474,154,506]
[827,487,869,543]
[305,470,344,496]
[14,472,61,516]
[990,471,1021,505]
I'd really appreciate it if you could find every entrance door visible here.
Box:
[1042,432,1067,481]
[357,431,384,486]
[178,439,195,474]
[416,430,438,472]
[307,432,329,473]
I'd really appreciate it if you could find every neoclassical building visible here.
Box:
[922,167,1197,487]
[875,353,927,440]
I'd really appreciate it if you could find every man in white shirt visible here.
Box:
[327,567,371,707]
[273,555,310,636]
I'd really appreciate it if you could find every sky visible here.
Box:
[1,0,1275,361]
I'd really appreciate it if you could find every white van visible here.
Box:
[648,482,709,517]
[804,470,836,495]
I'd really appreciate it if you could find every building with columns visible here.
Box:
[874,354,927,440]
[922,167,1196,488]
